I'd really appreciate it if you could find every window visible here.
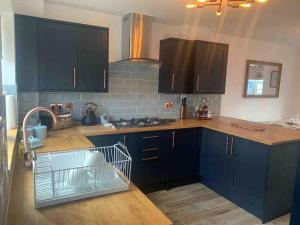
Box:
[247,80,264,96]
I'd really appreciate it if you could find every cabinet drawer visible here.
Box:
[126,131,171,162]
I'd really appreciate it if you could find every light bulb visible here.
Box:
[255,0,269,2]
[197,0,206,2]
[186,4,197,8]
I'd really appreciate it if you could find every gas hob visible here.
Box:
[112,117,176,129]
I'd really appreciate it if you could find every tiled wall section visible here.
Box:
[18,63,221,121]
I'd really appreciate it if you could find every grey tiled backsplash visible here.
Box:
[18,63,221,121]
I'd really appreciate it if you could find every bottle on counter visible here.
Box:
[180,97,187,119]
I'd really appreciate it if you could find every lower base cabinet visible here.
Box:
[168,128,199,188]
[200,128,299,223]
[88,129,200,193]
[126,131,170,193]
[290,153,300,225]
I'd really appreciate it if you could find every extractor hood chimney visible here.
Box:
[113,13,161,65]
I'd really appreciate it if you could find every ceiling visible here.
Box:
[47,0,300,47]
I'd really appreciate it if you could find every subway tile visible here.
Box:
[117,86,131,93]
[130,100,143,107]
[123,79,137,86]
[80,93,95,101]
[63,92,80,101]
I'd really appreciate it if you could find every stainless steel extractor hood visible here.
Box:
[113,13,161,65]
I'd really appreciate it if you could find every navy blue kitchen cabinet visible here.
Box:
[290,152,300,225]
[77,26,108,92]
[88,129,200,193]
[200,128,299,223]
[168,128,199,188]
[229,137,269,220]
[126,131,171,193]
[38,20,78,91]
[15,15,39,92]
[15,14,109,92]
[200,128,231,197]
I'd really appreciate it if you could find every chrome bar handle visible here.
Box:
[123,135,126,146]
[226,136,229,155]
[73,67,76,88]
[142,147,159,152]
[103,69,106,89]
[143,135,159,139]
[230,138,234,156]
[197,74,200,91]
[171,73,175,91]
[172,131,175,149]
[142,157,159,161]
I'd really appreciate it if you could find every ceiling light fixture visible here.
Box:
[186,0,269,16]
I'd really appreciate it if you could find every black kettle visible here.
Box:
[81,103,98,126]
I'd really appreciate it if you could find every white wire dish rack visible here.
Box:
[33,143,132,208]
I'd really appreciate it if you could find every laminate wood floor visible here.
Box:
[147,183,290,225]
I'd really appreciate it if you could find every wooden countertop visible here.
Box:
[7,128,18,171]
[37,117,300,151]
[7,116,300,225]
[7,154,172,225]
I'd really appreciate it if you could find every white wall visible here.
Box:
[1,11,15,85]
[13,1,300,122]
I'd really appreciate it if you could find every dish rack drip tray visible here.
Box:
[33,143,132,208]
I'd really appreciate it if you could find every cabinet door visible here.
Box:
[200,128,231,197]
[229,137,269,219]
[15,15,39,92]
[169,129,198,187]
[290,153,300,225]
[38,21,77,90]
[77,27,108,92]
[158,64,173,93]
[194,41,228,94]
[159,38,194,93]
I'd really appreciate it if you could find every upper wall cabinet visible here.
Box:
[15,15,39,92]
[158,38,194,94]
[38,21,78,91]
[77,26,108,92]
[158,38,228,94]
[15,15,109,92]
[193,41,228,94]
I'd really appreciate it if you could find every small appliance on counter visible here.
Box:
[180,97,187,119]
[40,103,72,130]
[82,103,98,126]
[195,98,213,120]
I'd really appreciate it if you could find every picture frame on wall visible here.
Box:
[270,71,279,88]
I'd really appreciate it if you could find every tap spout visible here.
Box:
[22,107,57,167]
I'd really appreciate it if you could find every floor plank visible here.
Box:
[147,183,290,225]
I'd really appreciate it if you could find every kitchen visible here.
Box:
[1,0,300,225]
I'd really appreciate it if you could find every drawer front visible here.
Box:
[126,131,171,162]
